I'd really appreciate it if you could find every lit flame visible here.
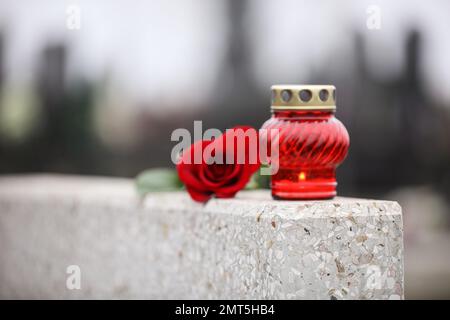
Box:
[299,172,306,181]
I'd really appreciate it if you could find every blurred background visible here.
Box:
[1,0,450,299]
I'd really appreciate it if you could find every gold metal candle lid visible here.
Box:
[271,85,336,111]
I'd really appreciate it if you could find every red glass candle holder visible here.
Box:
[261,85,349,200]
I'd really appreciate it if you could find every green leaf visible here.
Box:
[135,168,182,196]
[245,173,260,190]
[245,165,271,190]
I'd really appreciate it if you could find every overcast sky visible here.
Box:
[1,0,450,108]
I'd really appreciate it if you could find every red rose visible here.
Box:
[176,126,260,202]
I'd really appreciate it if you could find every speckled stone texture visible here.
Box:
[0,175,404,299]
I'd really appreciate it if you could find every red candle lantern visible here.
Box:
[261,85,350,200]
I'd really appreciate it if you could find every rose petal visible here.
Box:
[177,140,212,194]
[176,126,261,203]
[198,164,227,189]
[185,186,213,202]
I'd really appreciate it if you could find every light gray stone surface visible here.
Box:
[0,175,404,299]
